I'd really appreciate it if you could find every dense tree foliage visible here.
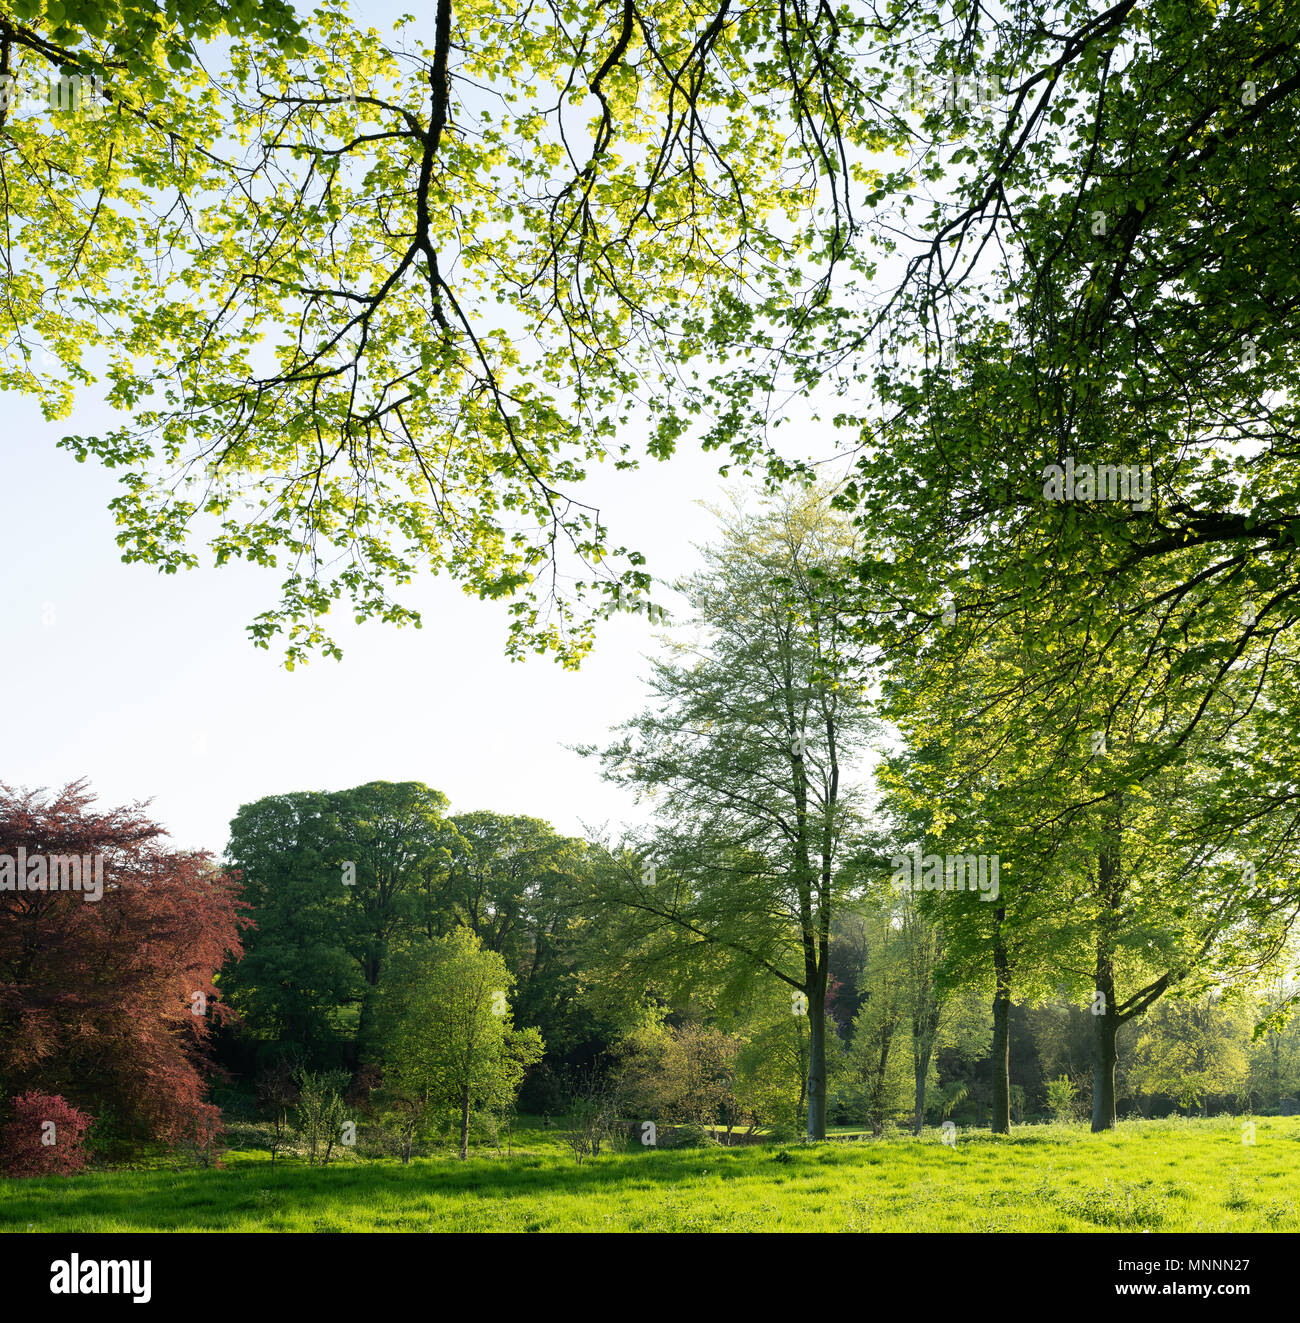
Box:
[0,781,245,1147]
[379,928,543,1159]
[7,0,1300,1169]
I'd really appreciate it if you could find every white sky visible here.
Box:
[1,382,805,854]
[0,0,881,858]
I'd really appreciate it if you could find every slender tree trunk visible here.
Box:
[913,1039,933,1135]
[357,950,382,1059]
[991,911,1011,1134]
[1092,817,1122,1132]
[459,1084,471,1160]
[806,982,827,1141]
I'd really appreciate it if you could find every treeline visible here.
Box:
[213,780,1300,1147]
[4,492,1299,1168]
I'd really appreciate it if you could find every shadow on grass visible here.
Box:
[0,1143,775,1231]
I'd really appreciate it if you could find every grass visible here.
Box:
[2,1115,1297,1233]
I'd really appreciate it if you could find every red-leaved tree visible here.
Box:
[0,781,247,1147]
[1,1091,94,1176]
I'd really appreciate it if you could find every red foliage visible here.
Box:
[1,1091,94,1176]
[0,780,249,1145]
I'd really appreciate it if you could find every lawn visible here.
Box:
[2,1116,1297,1233]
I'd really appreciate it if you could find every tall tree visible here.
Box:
[6,0,893,664]
[220,790,361,1060]
[584,489,878,1140]
[223,781,450,1062]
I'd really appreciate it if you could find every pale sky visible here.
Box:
[1,382,800,854]
[0,0,873,858]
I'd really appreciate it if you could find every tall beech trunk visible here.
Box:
[1091,950,1119,1131]
[1091,1004,1119,1131]
[806,980,827,1141]
[357,949,383,1060]
[991,909,1011,1134]
[459,1084,471,1160]
[913,1039,934,1135]
[1092,805,1123,1132]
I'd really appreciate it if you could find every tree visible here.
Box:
[379,927,542,1159]
[615,1020,741,1133]
[844,1001,911,1137]
[585,488,878,1140]
[330,782,450,1056]
[223,781,450,1062]
[292,1068,351,1165]
[6,0,894,665]
[796,12,1300,1139]
[1128,994,1252,1117]
[0,780,245,1146]
[561,1062,625,1165]
[436,813,591,1053]
[732,982,811,1138]
[13,2,1300,677]
[1250,972,1300,1111]
[870,539,1300,1132]
[877,718,1066,1137]
[220,791,362,1062]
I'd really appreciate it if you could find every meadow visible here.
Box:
[3,1116,1297,1234]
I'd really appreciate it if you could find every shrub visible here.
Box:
[663,1123,720,1150]
[293,1069,350,1166]
[765,1118,801,1144]
[1,1093,94,1177]
[563,1064,624,1165]
[1046,1074,1077,1123]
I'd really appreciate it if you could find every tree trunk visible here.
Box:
[357,950,382,1060]
[806,984,827,1141]
[913,1039,933,1135]
[459,1084,471,1160]
[1091,1006,1119,1131]
[991,911,1011,1134]
[1092,823,1122,1132]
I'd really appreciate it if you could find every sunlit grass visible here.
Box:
[2,1116,1297,1232]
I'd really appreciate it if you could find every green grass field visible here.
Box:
[3,1116,1297,1233]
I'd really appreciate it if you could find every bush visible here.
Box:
[563,1065,624,1164]
[2,1093,94,1177]
[293,1069,351,1166]
[765,1118,801,1144]
[663,1123,720,1150]
[1046,1074,1078,1123]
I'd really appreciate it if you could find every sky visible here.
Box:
[0,0,871,859]
[0,382,791,855]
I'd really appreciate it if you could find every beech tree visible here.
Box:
[4,0,894,665]
[223,780,450,1061]
[584,489,878,1140]
[878,594,1300,1131]
[9,1,1300,679]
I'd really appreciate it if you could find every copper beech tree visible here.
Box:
[0,780,246,1149]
